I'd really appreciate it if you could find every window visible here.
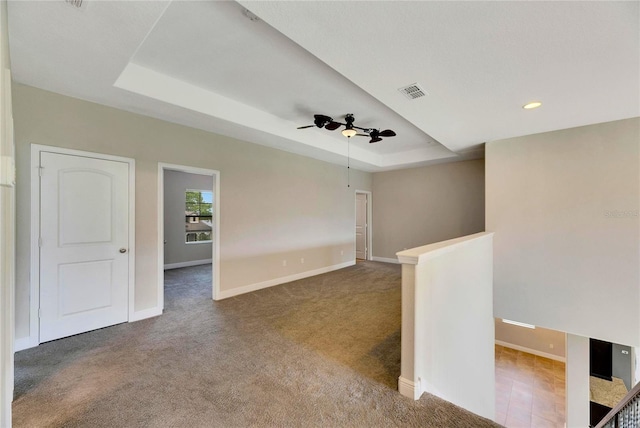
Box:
[185,190,213,243]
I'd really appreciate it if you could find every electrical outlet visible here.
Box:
[282,260,287,267]
[549,344,554,349]
[300,258,304,264]
[340,250,344,256]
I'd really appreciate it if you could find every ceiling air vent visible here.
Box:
[65,0,86,10]
[398,83,427,100]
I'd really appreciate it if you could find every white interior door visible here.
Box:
[39,152,130,342]
[356,193,367,260]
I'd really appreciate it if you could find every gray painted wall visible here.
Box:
[487,117,640,347]
[371,159,485,259]
[495,319,566,358]
[13,83,372,339]
[164,170,213,267]
[612,343,633,390]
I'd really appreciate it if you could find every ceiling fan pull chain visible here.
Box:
[347,136,351,188]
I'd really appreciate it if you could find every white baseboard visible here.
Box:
[217,261,355,300]
[164,259,212,270]
[371,256,400,264]
[496,340,566,363]
[14,311,162,351]
[398,376,422,400]
[130,307,163,322]
[14,335,38,352]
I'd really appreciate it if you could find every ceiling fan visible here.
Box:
[297,114,396,143]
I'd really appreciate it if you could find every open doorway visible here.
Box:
[494,318,567,426]
[355,191,372,261]
[589,338,635,427]
[158,163,220,307]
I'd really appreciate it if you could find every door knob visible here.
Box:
[119,248,127,253]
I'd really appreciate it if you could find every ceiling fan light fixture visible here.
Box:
[297,113,396,141]
[342,128,357,138]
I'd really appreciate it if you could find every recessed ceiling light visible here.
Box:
[523,101,542,110]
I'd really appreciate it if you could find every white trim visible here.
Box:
[371,256,400,264]
[1,63,14,428]
[13,336,38,352]
[157,164,164,311]
[354,190,373,261]
[398,376,422,400]
[127,157,136,323]
[30,144,136,346]
[158,163,221,306]
[396,232,493,265]
[495,340,566,363]
[501,318,536,329]
[217,261,355,300]
[164,259,212,270]
[29,147,40,348]
[130,307,163,322]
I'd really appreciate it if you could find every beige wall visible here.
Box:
[487,117,640,347]
[495,319,566,358]
[164,170,213,266]
[1,0,14,424]
[13,83,371,339]
[372,160,485,259]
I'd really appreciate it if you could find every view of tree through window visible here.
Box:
[185,190,213,243]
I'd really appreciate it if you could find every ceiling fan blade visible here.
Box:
[378,129,396,137]
[324,122,341,131]
[314,114,333,123]
[369,137,383,143]
[297,125,315,129]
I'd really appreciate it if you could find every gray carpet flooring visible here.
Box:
[13,261,500,427]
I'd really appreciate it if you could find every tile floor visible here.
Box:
[495,345,566,428]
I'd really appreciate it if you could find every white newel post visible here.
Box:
[566,334,590,428]
[396,232,496,421]
[398,263,418,398]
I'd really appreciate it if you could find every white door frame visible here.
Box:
[0,69,15,425]
[27,144,136,349]
[158,163,220,304]
[354,190,372,261]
